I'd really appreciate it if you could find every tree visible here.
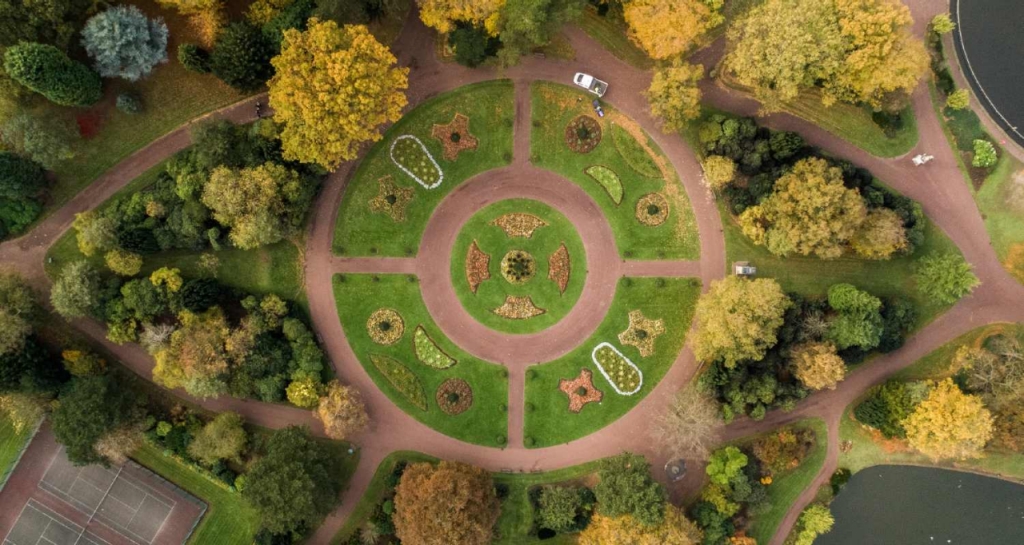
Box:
[646,60,703,132]
[702,155,735,190]
[105,249,143,276]
[247,0,294,24]
[315,380,369,440]
[50,261,101,319]
[51,374,141,465]
[449,24,495,67]
[394,460,501,545]
[210,22,273,91]
[579,504,701,545]
[0,271,35,358]
[623,0,723,60]
[73,211,117,257]
[177,43,211,73]
[243,426,344,533]
[0,152,46,201]
[904,378,993,460]
[914,252,979,304]
[1,112,78,169]
[537,485,590,533]
[202,162,309,249]
[854,379,914,438]
[417,0,505,34]
[493,0,584,66]
[739,158,866,259]
[945,88,969,110]
[650,386,721,461]
[594,453,666,527]
[188,411,247,465]
[693,276,791,368]
[931,13,955,35]
[791,342,846,390]
[950,336,1024,405]
[153,308,231,397]
[286,375,320,408]
[705,446,746,486]
[0,0,92,48]
[61,349,106,376]
[3,43,102,106]
[94,424,144,465]
[269,20,408,169]
[81,5,169,81]
[826,283,884,351]
[156,0,225,47]
[0,336,66,394]
[972,139,998,168]
[794,504,834,545]
[850,208,907,260]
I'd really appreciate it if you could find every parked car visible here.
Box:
[573,72,608,97]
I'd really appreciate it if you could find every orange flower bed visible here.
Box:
[548,243,571,294]
[431,113,479,161]
[492,295,546,319]
[465,241,491,293]
[558,369,603,413]
[490,212,547,238]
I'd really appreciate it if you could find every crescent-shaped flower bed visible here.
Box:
[413,326,457,369]
[584,165,624,205]
[591,342,643,395]
[611,123,662,179]
[465,241,491,293]
[369,354,428,411]
[390,135,444,189]
[548,243,571,294]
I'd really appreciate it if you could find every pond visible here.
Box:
[818,465,1024,545]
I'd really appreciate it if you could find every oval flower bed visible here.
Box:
[591,342,643,395]
[390,135,443,189]
[436,378,473,415]
[367,308,405,345]
[413,326,457,369]
[584,165,624,205]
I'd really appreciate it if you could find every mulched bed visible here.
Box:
[436,378,473,415]
[492,295,546,319]
[367,308,405,345]
[635,192,669,226]
[500,249,536,284]
[547,243,571,294]
[490,212,547,238]
[558,368,603,413]
[431,113,479,161]
[565,115,602,153]
[617,310,665,357]
[465,241,491,293]
[368,175,414,222]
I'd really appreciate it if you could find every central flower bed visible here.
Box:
[451,199,587,334]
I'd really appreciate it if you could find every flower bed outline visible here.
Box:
[413,326,457,369]
[591,342,643,395]
[390,135,444,189]
[369,354,428,411]
[584,165,624,205]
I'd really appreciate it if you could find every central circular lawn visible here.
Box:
[450,199,587,334]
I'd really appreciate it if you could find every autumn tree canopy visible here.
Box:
[693,276,792,368]
[623,0,723,60]
[579,504,702,545]
[315,380,369,440]
[269,19,408,169]
[646,61,703,132]
[417,0,505,34]
[394,461,501,545]
[790,341,846,391]
[904,378,993,460]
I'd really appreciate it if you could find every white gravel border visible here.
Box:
[390,135,444,189]
[591,342,643,395]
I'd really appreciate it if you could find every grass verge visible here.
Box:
[524,277,700,447]
[530,82,699,260]
[0,415,35,487]
[575,7,652,70]
[333,80,515,256]
[332,274,508,446]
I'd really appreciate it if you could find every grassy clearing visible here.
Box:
[132,442,260,545]
[840,323,1024,481]
[530,82,699,260]
[720,200,961,330]
[334,81,515,256]
[575,7,652,70]
[332,274,508,446]
[524,277,700,447]
[744,419,828,544]
[0,414,35,487]
[451,199,587,334]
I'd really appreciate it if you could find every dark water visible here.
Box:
[953,0,1024,148]
[817,465,1024,545]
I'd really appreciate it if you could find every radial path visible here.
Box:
[2,1,1023,544]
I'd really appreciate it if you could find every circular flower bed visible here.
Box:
[635,193,669,226]
[564,115,602,153]
[500,250,536,284]
[367,308,405,345]
[436,378,474,415]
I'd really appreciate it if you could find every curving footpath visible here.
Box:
[2,1,1024,544]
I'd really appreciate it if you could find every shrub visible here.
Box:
[915,252,979,304]
[972,139,997,168]
[262,0,317,51]
[752,426,815,474]
[931,13,955,35]
[104,249,143,276]
[449,24,495,67]
[81,5,169,81]
[177,44,211,73]
[703,155,736,190]
[537,485,593,533]
[0,113,78,169]
[116,92,143,114]
[854,379,914,438]
[0,152,47,200]
[3,43,102,106]
[945,88,969,110]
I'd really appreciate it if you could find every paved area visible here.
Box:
[1,1,1022,544]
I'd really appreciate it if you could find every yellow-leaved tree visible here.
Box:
[693,276,792,368]
[904,378,994,460]
[624,0,723,60]
[790,341,846,390]
[850,208,907,260]
[579,504,702,545]
[646,61,704,132]
[417,0,505,34]
[269,19,409,170]
[156,0,225,46]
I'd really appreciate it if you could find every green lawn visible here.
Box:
[524,277,701,447]
[720,201,961,329]
[530,82,700,260]
[745,419,828,544]
[132,443,260,545]
[719,75,919,158]
[840,323,1024,481]
[333,80,515,256]
[0,414,35,488]
[332,274,508,446]
[451,199,587,334]
[575,7,653,70]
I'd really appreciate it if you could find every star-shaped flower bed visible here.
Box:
[431,113,479,161]
[558,368,603,413]
[368,176,414,222]
[618,310,665,357]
